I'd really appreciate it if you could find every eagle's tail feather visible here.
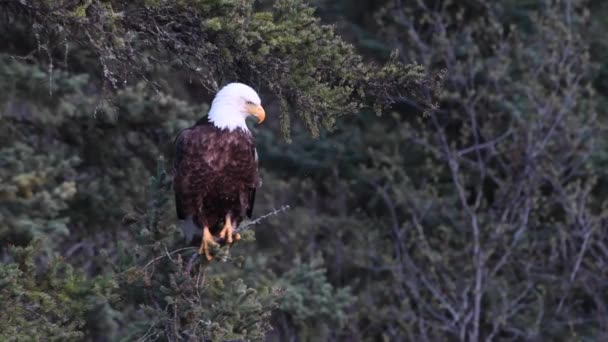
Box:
[179,216,199,243]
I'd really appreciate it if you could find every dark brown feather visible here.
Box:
[173,119,260,234]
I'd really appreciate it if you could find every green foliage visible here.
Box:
[0,242,118,341]
[1,0,436,139]
[0,54,200,250]
[0,142,79,245]
[278,257,354,337]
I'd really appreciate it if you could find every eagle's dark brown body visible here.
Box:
[173,118,260,237]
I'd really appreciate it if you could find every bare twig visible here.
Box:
[142,246,197,271]
[234,205,291,234]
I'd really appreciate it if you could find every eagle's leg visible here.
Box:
[219,214,241,244]
[199,225,218,261]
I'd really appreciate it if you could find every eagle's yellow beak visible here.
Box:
[247,103,266,124]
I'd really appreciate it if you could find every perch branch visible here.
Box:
[143,205,291,271]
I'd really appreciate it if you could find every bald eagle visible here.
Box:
[173,83,265,261]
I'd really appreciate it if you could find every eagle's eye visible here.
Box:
[246,100,254,105]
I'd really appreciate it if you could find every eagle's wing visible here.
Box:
[173,128,189,220]
[246,188,256,219]
[246,147,260,218]
[173,125,216,220]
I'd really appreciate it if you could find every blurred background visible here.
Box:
[1,0,607,341]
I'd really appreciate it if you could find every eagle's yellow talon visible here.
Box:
[219,215,238,244]
[199,226,218,261]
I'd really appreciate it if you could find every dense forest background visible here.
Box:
[1,0,607,341]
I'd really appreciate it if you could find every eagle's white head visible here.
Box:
[208,83,266,132]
